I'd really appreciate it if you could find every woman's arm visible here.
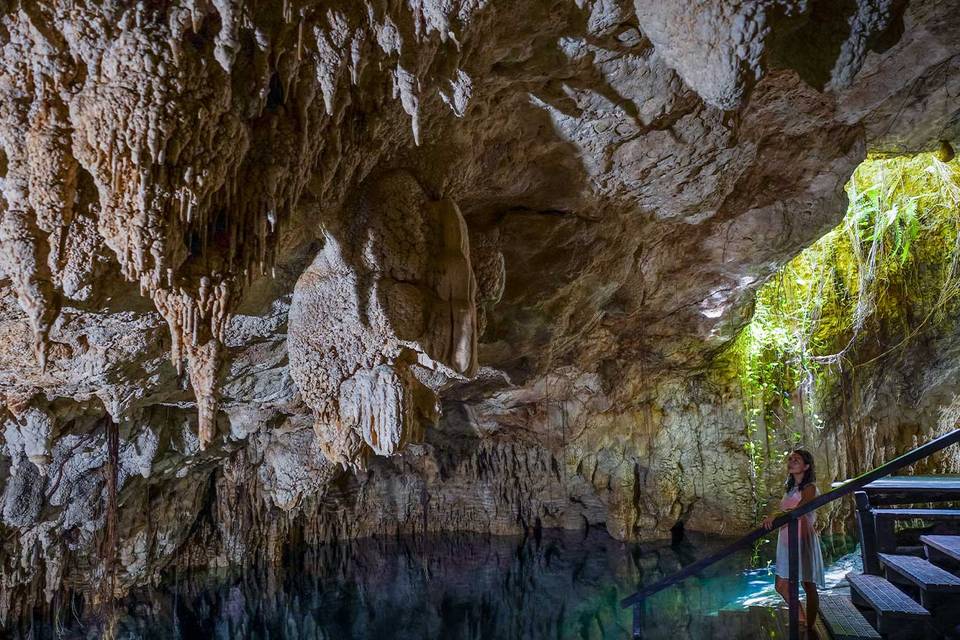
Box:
[761,485,817,529]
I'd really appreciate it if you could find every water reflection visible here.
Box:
[13,527,854,640]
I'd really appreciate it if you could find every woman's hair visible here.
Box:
[785,449,816,492]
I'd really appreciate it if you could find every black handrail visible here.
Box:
[620,427,960,638]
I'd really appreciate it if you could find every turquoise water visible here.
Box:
[726,546,861,609]
[12,527,859,640]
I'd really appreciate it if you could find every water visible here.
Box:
[14,527,859,640]
[730,546,861,609]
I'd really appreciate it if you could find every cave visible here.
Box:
[1,1,959,639]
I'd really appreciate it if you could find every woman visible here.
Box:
[762,449,825,634]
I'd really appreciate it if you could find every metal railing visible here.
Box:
[620,427,960,639]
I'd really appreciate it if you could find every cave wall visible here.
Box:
[0,0,959,624]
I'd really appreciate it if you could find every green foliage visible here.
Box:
[722,153,960,520]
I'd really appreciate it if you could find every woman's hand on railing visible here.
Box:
[761,513,779,530]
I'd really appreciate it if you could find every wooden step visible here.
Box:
[873,508,960,520]
[921,534,960,563]
[847,573,930,617]
[818,595,880,640]
[846,475,960,506]
[878,553,960,592]
[846,572,929,634]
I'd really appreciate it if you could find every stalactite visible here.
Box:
[0,208,59,370]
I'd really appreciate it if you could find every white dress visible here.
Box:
[774,485,826,587]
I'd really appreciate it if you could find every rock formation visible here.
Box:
[0,0,958,626]
[289,169,478,466]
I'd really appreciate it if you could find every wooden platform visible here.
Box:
[878,553,960,591]
[873,508,960,520]
[834,475,960,505]
[856,476,960,491]
[921,534,960,562]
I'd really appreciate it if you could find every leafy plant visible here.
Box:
[721,153,960,520]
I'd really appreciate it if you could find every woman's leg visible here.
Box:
[802,581,819,629]
[775,576,789,603]
[775,577,807,623]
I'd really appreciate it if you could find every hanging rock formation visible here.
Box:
[0,0,958,627]
[289,170,478,466]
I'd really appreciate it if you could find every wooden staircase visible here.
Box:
[813,476,960,639]
[806,477,960,639]
[672,477,960,639]
[621,432,960,640]
[693,516,960,639]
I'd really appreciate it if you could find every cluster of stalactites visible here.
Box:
[0,0,481,448]
[153,278,230,447]
[0,74,80,371]
[99,161,296,449]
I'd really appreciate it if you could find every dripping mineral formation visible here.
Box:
[0,0,959,625]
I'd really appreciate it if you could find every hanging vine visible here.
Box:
[720,152,960,518]
[99,419,120,637]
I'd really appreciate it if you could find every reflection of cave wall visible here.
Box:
[14,530,758,640]
[0,0,959,627]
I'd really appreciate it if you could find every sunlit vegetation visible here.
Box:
[722,153,960,516]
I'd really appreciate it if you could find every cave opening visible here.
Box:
[724,152,960,515]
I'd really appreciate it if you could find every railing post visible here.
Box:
[788,517,800,640]
[854,491,881,574]
[875,512,898,554]
[632,601,643,638]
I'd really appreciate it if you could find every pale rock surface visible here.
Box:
[289,170,478,466]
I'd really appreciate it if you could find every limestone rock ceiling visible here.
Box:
[0,0,958,623]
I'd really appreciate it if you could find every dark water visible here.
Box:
[13,527,858,640]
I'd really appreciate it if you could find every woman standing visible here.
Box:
[762,449,826,635]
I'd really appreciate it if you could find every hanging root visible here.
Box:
[98,418,120,632]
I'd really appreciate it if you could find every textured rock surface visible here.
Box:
[0,0,958,625]
[288,169,478,465]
